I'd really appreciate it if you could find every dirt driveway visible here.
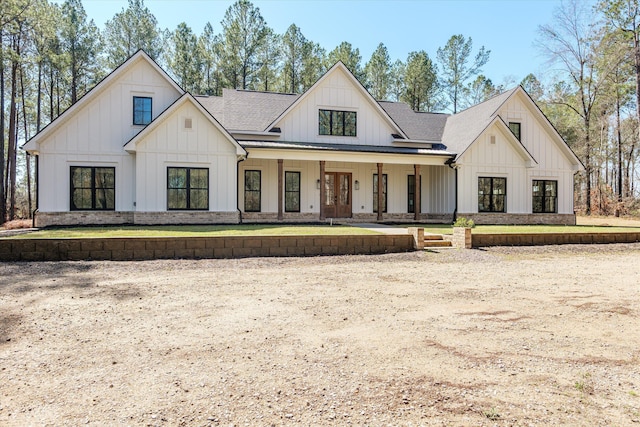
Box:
[1,244,639,426]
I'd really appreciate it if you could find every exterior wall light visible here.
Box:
[354,180,360,190]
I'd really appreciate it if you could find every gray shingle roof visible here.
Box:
[196,86,523,159]
[196,89,299,132]
[378,102,449,141]
[441,88,518,158]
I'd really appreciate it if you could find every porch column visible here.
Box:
[377,162,383,221]
[319,161,326,220]
[277,159,283,220]
[414,164,421,221]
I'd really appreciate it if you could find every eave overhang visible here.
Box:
[239,140,455,166]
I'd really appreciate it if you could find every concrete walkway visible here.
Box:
[350,223,409,235]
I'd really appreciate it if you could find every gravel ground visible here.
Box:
[1,244,639,426]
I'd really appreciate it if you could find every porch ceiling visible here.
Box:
[240,140,455,166]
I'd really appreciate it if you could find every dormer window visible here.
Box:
[508,122,521,141]
[133,96,152,125]
[319,109,357,137]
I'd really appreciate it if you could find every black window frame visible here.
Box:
[70,166,116,211]
[244,170,261,212]
[284,171,301,213]
[167,167,209,211]
[408,174,422,214]
[319,109,357,137]
[532,179,558,213]
[373,173,388,213]
[508,122,521,141]
[478,177,507,213]
[133,96,152,126]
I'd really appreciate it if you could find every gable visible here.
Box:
[23,51,183,155]
[270,63,405,146]
[458,120,535,168]
[496,90,579,171]
[124,94,245,157]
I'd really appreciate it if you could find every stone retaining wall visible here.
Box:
[457,213,576,225]
[0,234,415,262]
[472,232,640,247]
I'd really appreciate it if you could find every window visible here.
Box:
[133,96,152,125]
[508,122,521,141]
[244,170,261,212]
[319,109,357,136]
[70,166,115,211]
[373,173,387,213]
[533,180,557,213]
[285,171,300,212]
[478,177,506,213]
[408,175,421,213]
[167,167,208,210]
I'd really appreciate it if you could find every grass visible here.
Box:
[4,224,379,239]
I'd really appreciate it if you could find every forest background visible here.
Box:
[1,0,639,224]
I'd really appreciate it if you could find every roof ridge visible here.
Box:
[453,86,518,116]
[228,88,299,96]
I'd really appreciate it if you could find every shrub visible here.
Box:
[453,217,475,228]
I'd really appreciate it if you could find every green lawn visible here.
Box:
[5,224,379,239]
[5,222,640,240]
[413,224,640,235]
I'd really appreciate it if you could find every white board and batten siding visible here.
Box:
[275,67,397,146]
[239,159,455,215]
[134,102,239,212]
[457,93,577,214]
[36,57,182,212]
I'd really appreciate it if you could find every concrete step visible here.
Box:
[423,239,452,248]
[424,234,445,241]
[423,234,452,248]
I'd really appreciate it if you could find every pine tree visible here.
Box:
[327,41,364,82]
[364,43,391,100]
[60,0,101,104]
[402,51,440,112]
[436,34,490,113]
[281,24,306,93]
[198,22,223,96]
[167,22,202,93]
[219,0,269,89]
[102,0,163,68]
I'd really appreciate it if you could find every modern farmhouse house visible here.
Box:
[22,50,583,227]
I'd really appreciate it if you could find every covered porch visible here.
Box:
[238,141,456,223]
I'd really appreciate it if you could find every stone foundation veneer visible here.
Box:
[34,211,240,227]
[457,213,576,225]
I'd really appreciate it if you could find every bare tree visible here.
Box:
[538,0,621,214]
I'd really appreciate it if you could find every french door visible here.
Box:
[323,172,352,218]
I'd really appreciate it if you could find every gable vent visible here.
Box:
[184,118,192,129]
[490,135,496,144]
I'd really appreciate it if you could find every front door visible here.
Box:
[323,172,352,218]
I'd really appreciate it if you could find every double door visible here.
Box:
[323,172,352,218]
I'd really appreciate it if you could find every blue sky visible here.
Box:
[77,0,577,85]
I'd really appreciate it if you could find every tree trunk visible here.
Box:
[37,60,42,131]
[20,62,32,217]
[585,124,591,215]
[7,36,19,221]
[616,93,622,216]
[0,27,6,225]
[634,31,640,189]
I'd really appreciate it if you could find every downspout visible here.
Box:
[445,157,458,223]
[32,154,39,228]
[237,155,246,224]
